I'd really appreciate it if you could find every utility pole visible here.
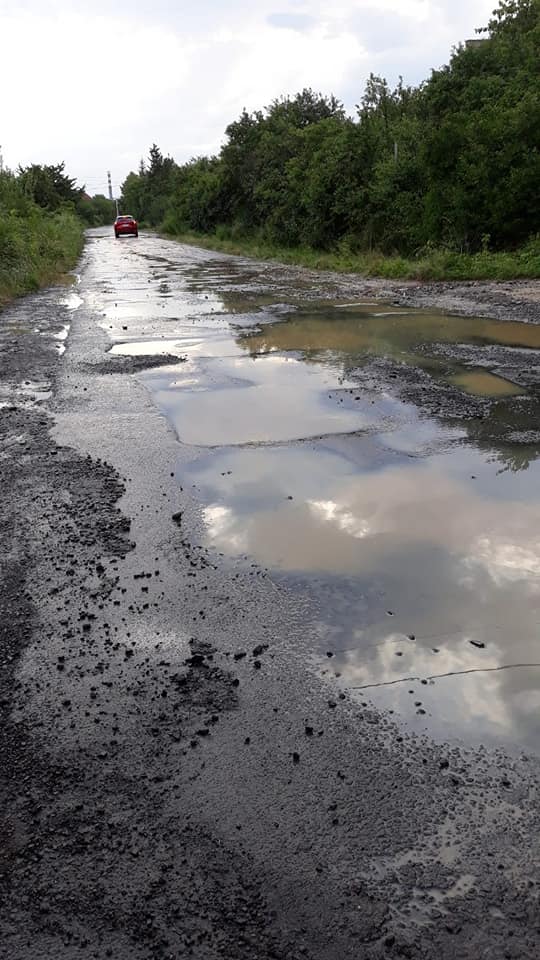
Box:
[0,145,4,174]
[107,172,120,215]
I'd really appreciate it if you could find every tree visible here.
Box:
[18,162,81,210]
[117,0,539,255]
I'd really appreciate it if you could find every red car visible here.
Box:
[114,215,138,238]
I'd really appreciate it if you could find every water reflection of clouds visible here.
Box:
[196,452,540,588]
[468,537,540,585]
[308,499,371,538]
[149,354,373,446]
[341,634,508,727]
[343,634,536,749]
[203,504,247,552]
[193,447,540,747]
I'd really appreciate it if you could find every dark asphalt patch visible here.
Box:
[83,354,186,374]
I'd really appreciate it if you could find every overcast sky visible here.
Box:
[0,0,496,196]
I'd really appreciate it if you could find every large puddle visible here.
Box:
[142,355,386,445]
[96,236,540,753]
[242,304,540,356]
[186,442,540,750]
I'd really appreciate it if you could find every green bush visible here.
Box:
[0,171,85,304]
[160,228,540,281]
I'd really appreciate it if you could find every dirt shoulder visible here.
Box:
[261,260,540,323]
[151,231,540,324]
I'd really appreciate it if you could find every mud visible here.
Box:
[1,229,540,959]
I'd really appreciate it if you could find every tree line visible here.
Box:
[1,161,115,228]
[121,0,539,256]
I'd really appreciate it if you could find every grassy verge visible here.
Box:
[0,208,85,307]
[162,228,540,282]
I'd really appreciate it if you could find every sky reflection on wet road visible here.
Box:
[91,233,540,752]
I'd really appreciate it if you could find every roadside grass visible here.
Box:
[160,228,540,282]
[0,208,84,307]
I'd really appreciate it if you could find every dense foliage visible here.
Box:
[14,162,114,226]
[77,193,116,227]
[0,164,87,302]
[122,0,540,260]
[0,158,118,302]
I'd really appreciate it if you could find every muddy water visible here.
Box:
[93,233,540,752]
[244,304,540,354]
[449,370,522,397]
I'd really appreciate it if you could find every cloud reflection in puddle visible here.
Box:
[186,443,540,749]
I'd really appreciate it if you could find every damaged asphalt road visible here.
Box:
[1,230,540,959]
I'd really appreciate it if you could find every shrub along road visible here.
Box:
[1,230,540,959]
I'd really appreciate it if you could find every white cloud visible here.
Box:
[0,0,496,190]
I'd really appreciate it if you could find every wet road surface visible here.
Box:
[104,232,540,753]
[1,227,540,959]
